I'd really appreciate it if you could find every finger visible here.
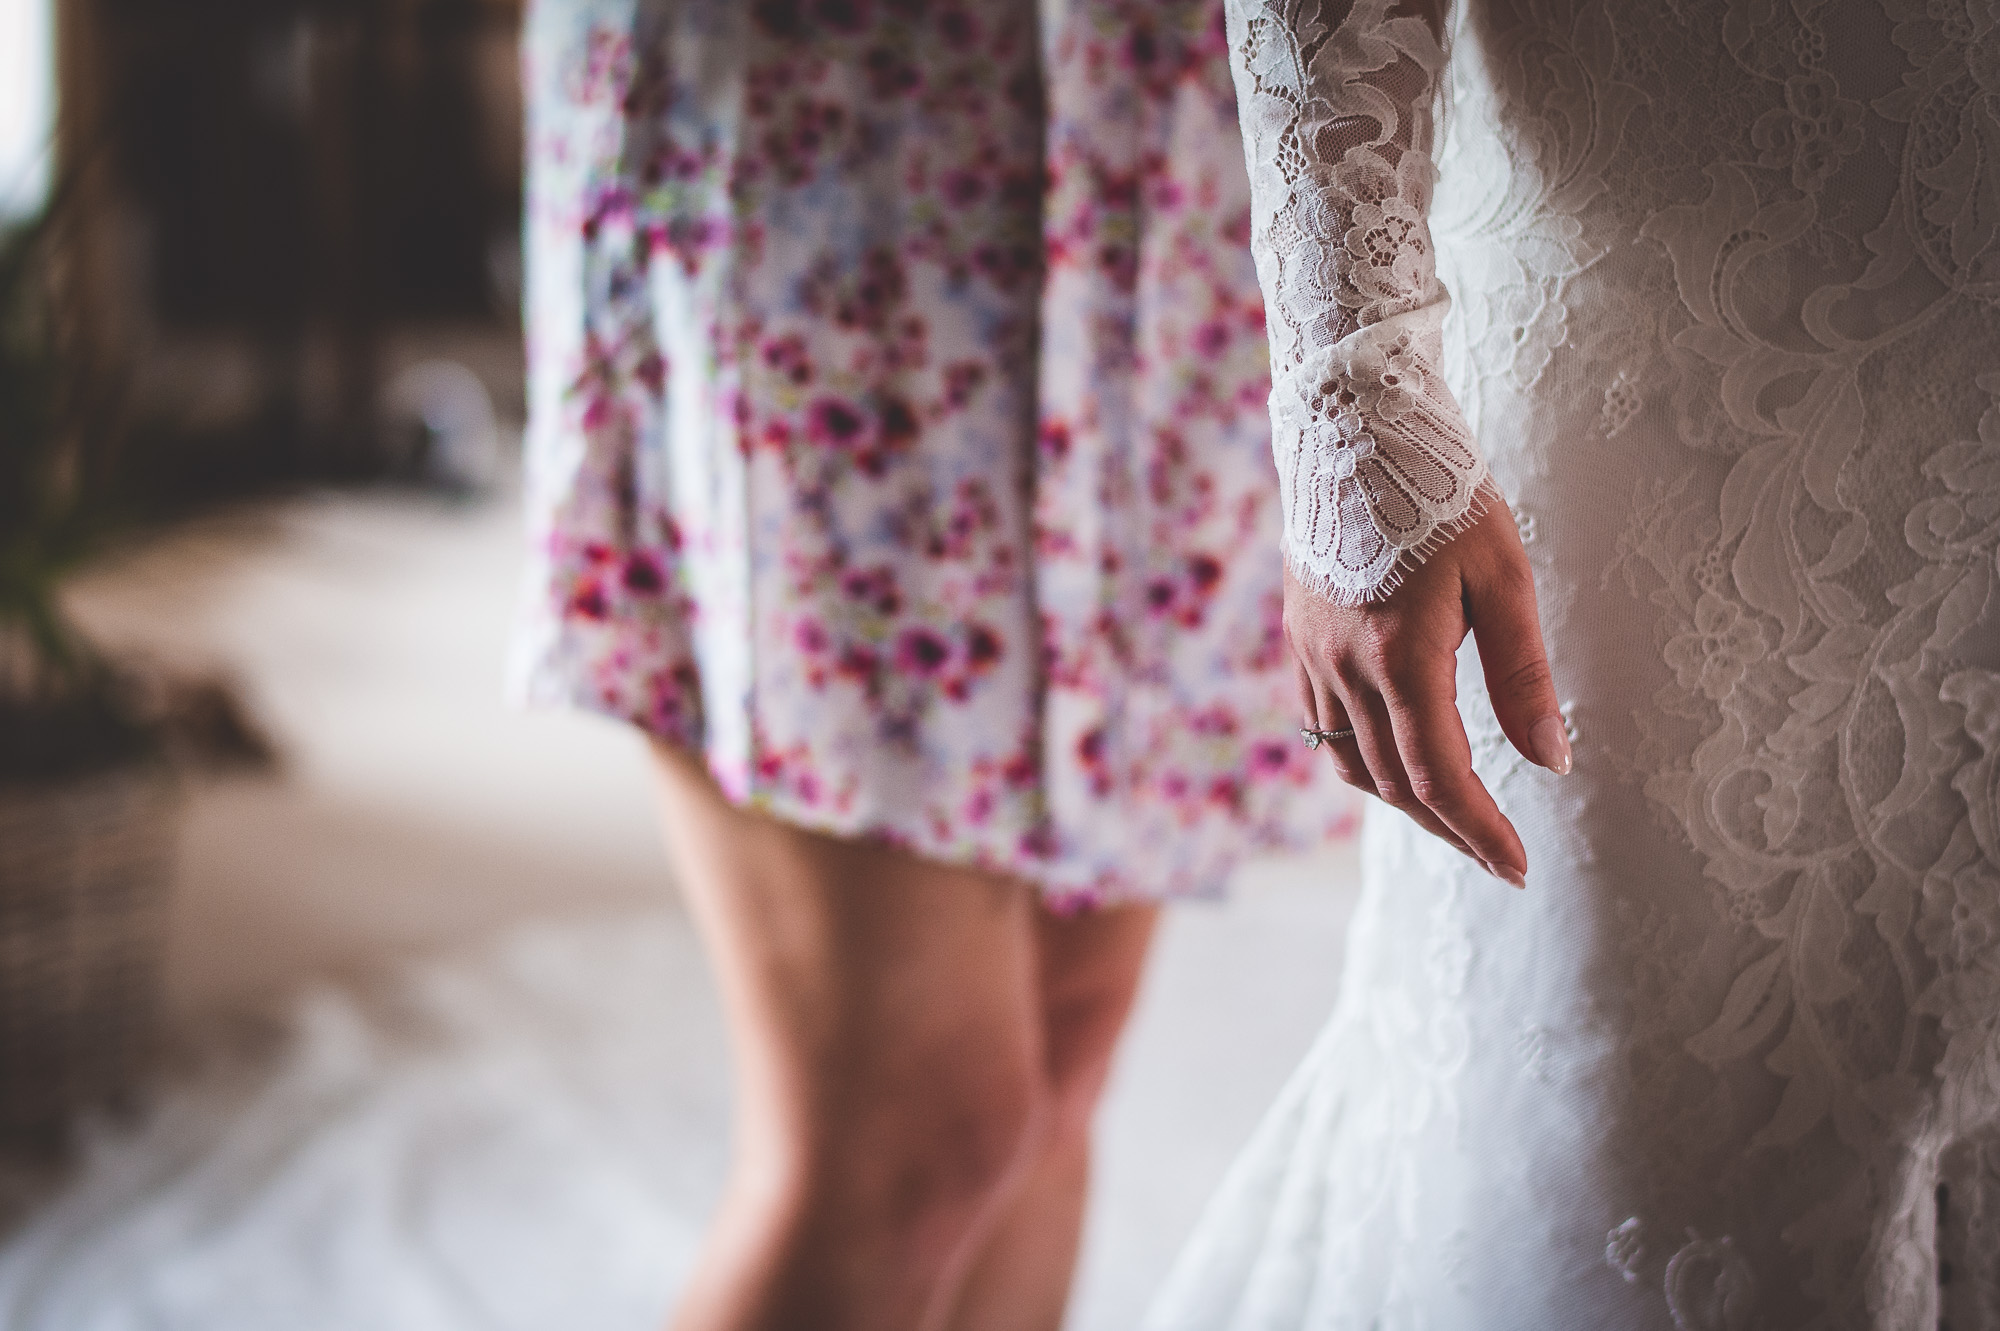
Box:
[1335,678,1476,861]
[1378,657,1528,886]
[1295,656,1320,731]
[1354,689,1478,861]
[1298,656,1373,795]
[1466,533,1569,776]
[1309,686,1374,795]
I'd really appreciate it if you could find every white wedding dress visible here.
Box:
[1147,1,2000,1328]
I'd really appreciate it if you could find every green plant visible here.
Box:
[0,190,278,787]
[0,197,156,783]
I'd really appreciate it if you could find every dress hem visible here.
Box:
[508,654,1346,912]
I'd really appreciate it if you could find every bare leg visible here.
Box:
[946,903,1160,1331]
[650,741,1147,1331]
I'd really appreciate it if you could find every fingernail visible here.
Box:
[1492,863,1527,890]
[1531,716,1572,775]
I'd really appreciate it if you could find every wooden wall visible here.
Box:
[55,0,524,494]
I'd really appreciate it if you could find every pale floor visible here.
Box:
[20,487,1362,1329]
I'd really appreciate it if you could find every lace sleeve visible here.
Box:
[1225,0,1487,604]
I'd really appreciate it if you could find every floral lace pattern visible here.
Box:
[1223,0,1488,603]
[1152,1,2000,1327]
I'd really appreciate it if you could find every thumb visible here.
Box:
[1467,550,1568,776]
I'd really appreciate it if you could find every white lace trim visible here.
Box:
[1225,0,1485,603]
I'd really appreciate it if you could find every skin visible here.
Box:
[648,740,1159,1331]
[1287,492,1571,886]
[644,492,1553,1328]
[943,902,1160,1331]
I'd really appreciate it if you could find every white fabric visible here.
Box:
[1226,0,1488,604]
[1154,0,2000,1327]
[0,916,726,1331]
[0,871,1364,1331]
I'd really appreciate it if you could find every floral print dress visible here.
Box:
[511,0,1353,908]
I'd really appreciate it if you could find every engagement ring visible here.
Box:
[1300,727,1356,749]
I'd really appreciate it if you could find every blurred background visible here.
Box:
[6,0,524,493]
[0,2,1361,1326]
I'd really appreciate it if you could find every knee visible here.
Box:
[788,1041,1051,1260]
[1038,974,1142,1152]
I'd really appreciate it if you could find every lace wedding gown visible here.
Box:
[1149,1,2000,1327]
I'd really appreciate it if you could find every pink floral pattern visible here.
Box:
[511,0,1352,907]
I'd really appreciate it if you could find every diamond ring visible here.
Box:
[1300,726,1356,749]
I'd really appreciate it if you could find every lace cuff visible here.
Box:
[1225,0,1487,604]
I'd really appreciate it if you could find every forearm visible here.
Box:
[1223,0,1487,604]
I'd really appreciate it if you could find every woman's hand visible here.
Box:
[1287,494,1569,886]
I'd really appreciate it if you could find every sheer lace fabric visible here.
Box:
[1155,0,2000,1326]
[1225,0,1488,603]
